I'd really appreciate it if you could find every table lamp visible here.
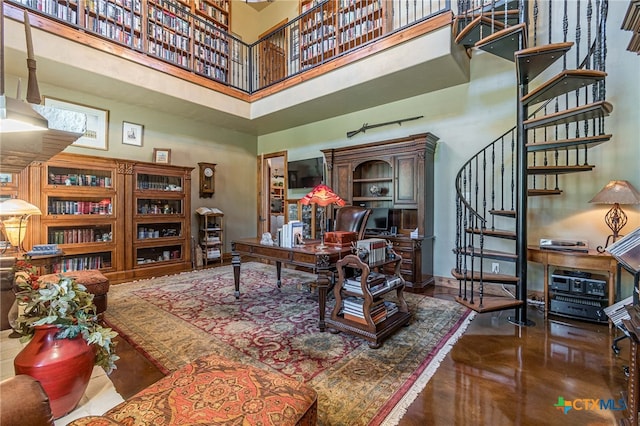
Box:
[300,184,345,250]
[589,180,640,252]
[0,198,41,255]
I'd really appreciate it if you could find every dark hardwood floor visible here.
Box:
[107,283,631,425]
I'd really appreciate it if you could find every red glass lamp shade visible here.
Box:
[299,184,345,207]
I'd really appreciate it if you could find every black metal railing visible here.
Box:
[454,0,610,309]
[8,0,450,94]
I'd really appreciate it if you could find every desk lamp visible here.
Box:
[0,198,41,255]
[589,180,640,252]
[300,184,345,250]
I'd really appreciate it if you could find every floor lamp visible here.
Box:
[589,180,640,253]
[0,198,41,255]
[300,184,345,250]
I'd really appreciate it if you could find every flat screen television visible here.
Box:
[288,157,323,189]
[365,207,389,233]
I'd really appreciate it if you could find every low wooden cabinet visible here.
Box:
[327,253,410,348]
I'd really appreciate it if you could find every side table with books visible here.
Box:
[326,252,410,348]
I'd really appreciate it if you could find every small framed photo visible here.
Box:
[44,97,109,150]
[122,121,144,146]
[153,148,171,164]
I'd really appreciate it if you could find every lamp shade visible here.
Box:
[0,199,41,251]
[299,184,346,207]
[589,180,640,205]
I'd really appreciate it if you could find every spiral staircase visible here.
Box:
[451,0,612,325]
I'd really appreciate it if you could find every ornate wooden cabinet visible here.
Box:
[322,133,438,290]
[25,153,193,284]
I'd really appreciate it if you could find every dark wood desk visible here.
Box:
[231,238,352,331]
[527,246,617,320]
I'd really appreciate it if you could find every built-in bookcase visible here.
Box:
[24,153,193,284]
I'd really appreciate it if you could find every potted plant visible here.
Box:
[11,260,119,418]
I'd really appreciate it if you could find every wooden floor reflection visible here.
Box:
[109,285,629,426]
[398,287,628,426]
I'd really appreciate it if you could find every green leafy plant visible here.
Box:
[13,260,119,373]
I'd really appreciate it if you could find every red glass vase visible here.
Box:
[14,324,95,419]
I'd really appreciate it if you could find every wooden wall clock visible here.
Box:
[198,162,216,198]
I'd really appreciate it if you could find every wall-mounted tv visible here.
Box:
[288,157,323,189]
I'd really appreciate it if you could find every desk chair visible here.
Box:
[333,206,371,240]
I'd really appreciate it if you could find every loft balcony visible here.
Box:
[3,0,470,135]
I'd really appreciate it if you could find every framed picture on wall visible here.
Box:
[44,97,109,150]
[153,148,171,164]
[122,121,144,146]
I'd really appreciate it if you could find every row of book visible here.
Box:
[341,297,398,325]
[278,220,304,248]
[48,200,112,215]
[49,228,112,245]
[48,174,112,187]
[52,256,109,272]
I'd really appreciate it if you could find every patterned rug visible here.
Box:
[104,262,473,425]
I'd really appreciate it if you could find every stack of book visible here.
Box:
[356,238,387,264]
[343,272,402,296]
[341,297,398,325]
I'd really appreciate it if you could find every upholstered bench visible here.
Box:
[38,270,110,315]
[68,354,318,425]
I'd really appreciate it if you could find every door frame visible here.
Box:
[257,151,288,237]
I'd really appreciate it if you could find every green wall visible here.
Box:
[257,1,640,294]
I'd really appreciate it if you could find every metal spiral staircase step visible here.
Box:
[451,269,519,285]
[466,228,517,240]
[474,23,527,61]
[526,134,612,152]
[528,188,563,196]
[521,70,607,106]
[454,16,507,46]
[516,42,574,83]
[489,209,516,218]
[457,246,518,262]
[527,164,595,175]
[455,295,524,313]
[524,101,613,130]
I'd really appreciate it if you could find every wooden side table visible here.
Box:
[527,246,618,320]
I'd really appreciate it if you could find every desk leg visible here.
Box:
[317,270,331,332]
[232,248,241,299]
[276,261,282,288]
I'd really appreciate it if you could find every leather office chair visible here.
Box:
[333,206,371,240]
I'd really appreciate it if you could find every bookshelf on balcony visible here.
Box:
[84,0,143,49]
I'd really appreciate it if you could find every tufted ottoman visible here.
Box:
[38,270,109,315]
[69,354,318,425]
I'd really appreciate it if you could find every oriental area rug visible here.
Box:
[104,262,474,425]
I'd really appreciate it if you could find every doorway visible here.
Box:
[258,151,287,237]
